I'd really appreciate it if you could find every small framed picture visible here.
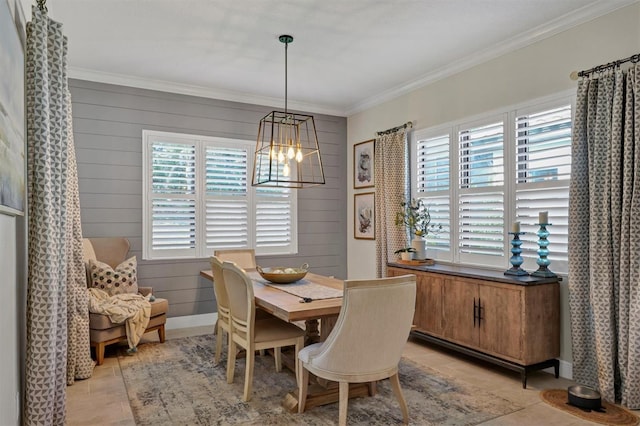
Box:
[354,192,375,240]
[353,139,374,189]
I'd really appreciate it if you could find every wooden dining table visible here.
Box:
[199,268,373,412]
[199,269,343,341]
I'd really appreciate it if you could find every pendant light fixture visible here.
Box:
[251,35,325,188]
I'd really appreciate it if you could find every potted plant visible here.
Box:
[394,247,417,261]
[395,198,442,259]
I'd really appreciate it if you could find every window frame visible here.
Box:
[142,130,298,260]
[410,90,574,273]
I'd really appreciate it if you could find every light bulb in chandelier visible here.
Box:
[295,148,303,162]
[277,149,285,163]
[287,145,295,160]
[283,162,290,177]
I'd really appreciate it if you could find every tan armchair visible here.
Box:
[297,274,417,425]
[82,237,168,365]
[222,261,305,401]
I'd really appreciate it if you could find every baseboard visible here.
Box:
[166,313,216,330]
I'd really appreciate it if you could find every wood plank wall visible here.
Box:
[70,79,348,317]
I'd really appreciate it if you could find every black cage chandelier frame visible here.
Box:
[251,35,325,188]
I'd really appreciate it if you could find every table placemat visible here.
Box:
[253,277,343,301]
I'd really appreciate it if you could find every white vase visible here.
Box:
[412,236,427,260]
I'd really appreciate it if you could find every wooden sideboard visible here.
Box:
[388,262,560,388]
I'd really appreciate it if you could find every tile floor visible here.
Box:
[66,324,626,425]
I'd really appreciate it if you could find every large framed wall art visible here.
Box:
[0,0,25,215]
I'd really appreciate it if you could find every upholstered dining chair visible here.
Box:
[297,274,417,425]
[210,252,270,364]
[214,249,257,270]
[222,261,306,401]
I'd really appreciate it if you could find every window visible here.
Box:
[415,132,451,254]
[142,130,297,260]
[458,119,505,265]
[514,104,572,273]
[411,94,572,273]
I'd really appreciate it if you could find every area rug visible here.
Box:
[118,334,523,425]
[541,389,639,426]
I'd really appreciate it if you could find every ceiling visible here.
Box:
[32,0,637,116]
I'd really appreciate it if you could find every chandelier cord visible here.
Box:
[284,41,288,114]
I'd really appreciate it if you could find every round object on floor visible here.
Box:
[568,385,602,410]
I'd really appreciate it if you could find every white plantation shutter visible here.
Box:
[459,192,504,256]
[255,153,294,252]
[458,120,505,265]
[416,134,450,254]
[256,196,292,250]
[143,131,296,259]
[515,104,572,273]
[205,199,248,248]
[147,141,197,258]
[204,145,249,249]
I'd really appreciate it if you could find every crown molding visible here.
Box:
[345,0,639,116]
[67,67,347,117]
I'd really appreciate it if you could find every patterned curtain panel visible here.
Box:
[374,130,409,278]
[64,91,93,386]
[25,8,93,425]
[569,64,640,409]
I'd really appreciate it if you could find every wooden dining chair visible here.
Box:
[214,249,257,270]
[222,261,305,402]
[297,274,417,425]
[210,256,231,365]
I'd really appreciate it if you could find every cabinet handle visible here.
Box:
[478,297,484,326]
[473,297,478,327]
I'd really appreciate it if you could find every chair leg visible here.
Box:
[368,380,377,396]
[389,373,409,425]
[294,337,303,386]
[274,347,282,372]
[95,342,105,366]
[158,325,166,343]
[338,381,349,426]
[297,361,309,414]
[213,318,218,335]
[214,325,224,365]
[226,339,237,384]
[243,346,255,402]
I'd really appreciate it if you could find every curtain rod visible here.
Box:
[376,121,413,136]
[571,52,640,79]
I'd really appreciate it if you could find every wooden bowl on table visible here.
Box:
[256,263,309,284]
